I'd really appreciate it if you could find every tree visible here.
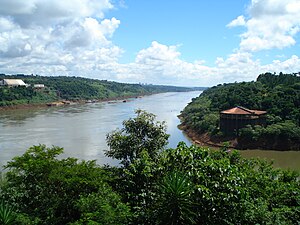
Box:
[155,171,196,225]
[105,110,170,223]
[106,109,170,167]
[156,142,300,224]
[0,200,15,225]
[70,184,131,225]
[2,145,129,225]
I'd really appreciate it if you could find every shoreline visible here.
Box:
[179,124,300,152]
[0,94,150,112]
[178,124,236,149]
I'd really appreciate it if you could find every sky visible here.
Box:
[0,0,300,87]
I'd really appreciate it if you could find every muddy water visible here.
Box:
[0,91,299,171]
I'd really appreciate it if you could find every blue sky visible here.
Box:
[0,0,300,86]
[108,0,247,64]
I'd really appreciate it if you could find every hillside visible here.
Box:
[0,74,205,107]
[180,72,300,150]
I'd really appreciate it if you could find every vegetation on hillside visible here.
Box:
[0,74,204,107]
[0,111,299,224]
[180,72,300,150]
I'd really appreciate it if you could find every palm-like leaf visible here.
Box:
[0,201,15,225]
[157,171,196,225]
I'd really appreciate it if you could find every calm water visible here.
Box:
[0,92,198,167]
[0,91,299,171]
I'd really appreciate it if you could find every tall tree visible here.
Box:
[106,109,170,167]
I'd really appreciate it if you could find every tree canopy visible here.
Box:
[0,74,203,107]
[180,72,300,150]
[0,111,299,224]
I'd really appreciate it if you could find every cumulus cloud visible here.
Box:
[0,0,299,87]
[136,41,180,64]
[0,0,121,74]
[229,0,300,51]
[113,42,300,86]
[0,0,113,27]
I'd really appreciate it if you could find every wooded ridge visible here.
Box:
[180,72,300,150]
[0,74,206,107]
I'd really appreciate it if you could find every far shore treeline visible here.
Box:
[180,72,300,150]
[0,74,206,107]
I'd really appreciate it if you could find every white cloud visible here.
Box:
[228,0,300,51]
[112,42,300,86]
[0,0,113,27]
[0,0,121,71]
[227,15,246,27]
[135,41,180,64]
[0,0,299,87]
[0,17,16,31]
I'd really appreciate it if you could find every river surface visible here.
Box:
[0,91,299,171]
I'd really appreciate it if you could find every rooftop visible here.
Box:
[3,79,26,86]
[220,106,267,115]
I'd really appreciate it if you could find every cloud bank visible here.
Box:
[0,0,299,86]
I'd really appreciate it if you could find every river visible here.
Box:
[0,91,299,171]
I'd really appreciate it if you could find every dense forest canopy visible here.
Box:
[0,74,205,107]
[0,111,299,224]
[180,72,300,150]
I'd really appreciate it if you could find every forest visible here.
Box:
[180,72,300,150]
[0,110,299,225]
[0,74,204,107]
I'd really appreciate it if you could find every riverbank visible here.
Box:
[178,124,237,149]
[0,94,148,111]
[179,125,300,171]
[179,123,300,151]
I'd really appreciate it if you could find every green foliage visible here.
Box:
[156,142,300,225]
[155,171,196,225]
[70,184,131,225]
[106,109,169,167]
[238,121,300,149]
[105,110,170,223]
[180,72,300,150]
[105,114,299,224]
[0,200,15,225]
[0,85,58,106]
[0,74,199,106]
[1,112,299,224]
[1,145,129,225]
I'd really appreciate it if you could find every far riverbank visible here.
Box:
[0,94,151,111]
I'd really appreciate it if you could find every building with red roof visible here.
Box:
[220,106,267,134]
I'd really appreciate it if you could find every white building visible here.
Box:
[33,84,45,88]
[0,79,27,87]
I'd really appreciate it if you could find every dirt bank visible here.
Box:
[178,124,238,149]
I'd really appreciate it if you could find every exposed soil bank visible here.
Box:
[178,124,237,149]
[179,124,300,151]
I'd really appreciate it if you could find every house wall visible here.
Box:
[220,114,266,134]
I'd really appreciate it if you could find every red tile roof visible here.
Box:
[221,106,267,115]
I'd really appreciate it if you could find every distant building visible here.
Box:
[0,79,27,87]
[33,84,45,88]
[220,106,267,134]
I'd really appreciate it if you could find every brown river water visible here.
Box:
[0,91,299,171]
